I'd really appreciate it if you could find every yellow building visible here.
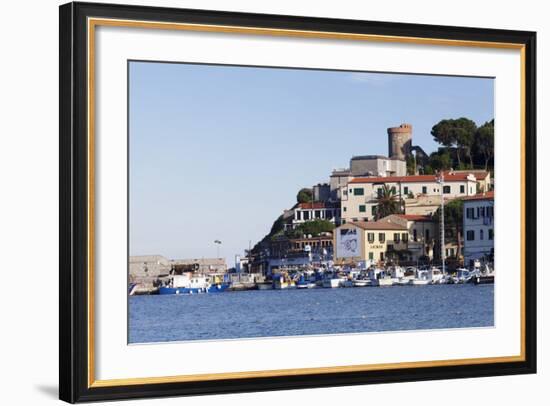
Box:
[334,220,408,264]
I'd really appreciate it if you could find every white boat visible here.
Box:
[411,268,431,286]
[396,277,413,286]
[430,268,445,284]
[353,279,370,287]
[376,278,394,287]
[453,268,472,284]
[296,282,316,289]
[322,278,342,288]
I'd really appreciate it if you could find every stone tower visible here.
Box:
[387,123,412,160]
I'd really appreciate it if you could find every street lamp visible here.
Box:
[214,240,222,258]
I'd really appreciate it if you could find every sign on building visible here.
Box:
[337,228,361,258]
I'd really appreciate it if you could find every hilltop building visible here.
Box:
[289,202,341,229]
[340,172,486,223]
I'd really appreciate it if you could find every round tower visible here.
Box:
[387,123,412,160]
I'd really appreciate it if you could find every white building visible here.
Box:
[462,191,494,266]
[290,202,341,229]
[341,172,484,222]
[350,155,407,177]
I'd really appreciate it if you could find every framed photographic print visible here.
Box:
[59,1,537,403]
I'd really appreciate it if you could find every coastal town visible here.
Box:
[129,121,495,295]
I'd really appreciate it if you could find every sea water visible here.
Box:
[129,284,493,344]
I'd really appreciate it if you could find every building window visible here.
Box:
[480,229,484,240]
[467,230,475,241]
[363,217,369,222]
[371,206,377,215]
[352,218,358,222]
[368,233,375,243]
[489,229,494,240]
[443,185,451,194]
[343,207,347,212]
[422,186,427,194]
[354,188,364,196]
[466,207,474,219]
[460,185,465,194]
[359,205,366,212]
[380,252,384,260]
[391,186,396,194]
[342,219,346,224]
[315,210,321,218]
[378,233,385,243]
[393,233,400,243]
[403,186,409,195]
[296,212,301,220]
[349,188,352,194]
[402,233,408,242]
[303,211,310,220]
[368,252,374,260]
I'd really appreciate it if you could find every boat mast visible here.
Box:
[437,172,446,275]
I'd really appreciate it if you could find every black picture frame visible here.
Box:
[59,1,537,403]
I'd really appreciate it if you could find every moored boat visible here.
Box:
[158,274,229,295]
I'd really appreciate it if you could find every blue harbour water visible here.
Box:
[129,284,494,344]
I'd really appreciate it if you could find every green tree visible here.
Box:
[375,185,403,220]
[429,150,452,171]
[431,118,477,168]
[296,188,313,204]
[474,119,494,170]
[406,154,416,175]
[433,199,464,259]
[289,219,334,238]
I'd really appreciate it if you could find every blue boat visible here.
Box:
[158,274,230,295]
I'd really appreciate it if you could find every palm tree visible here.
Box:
[375,185,403,220]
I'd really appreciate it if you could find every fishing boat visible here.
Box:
[472,264,495,284]
[365,268,393,287]
[322,273,344,288]
[158,274,229,295]
[452,268,472,284]
[411,268,431,285]
[273,275,296,289]
[352,276,371,287]
[296,275,317,289]
[430,267,445,284]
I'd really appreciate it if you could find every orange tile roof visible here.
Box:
[461,191,494,201]
[395,214,433,222]
[349,172,488,184]
[347,220,407,231]
[297,202,337,209]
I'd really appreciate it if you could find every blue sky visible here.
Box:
[129,61,494,265]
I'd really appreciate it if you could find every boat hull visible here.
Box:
[159,283,229,295]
